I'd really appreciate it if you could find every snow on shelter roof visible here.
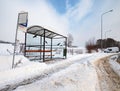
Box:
[27,25,67,39]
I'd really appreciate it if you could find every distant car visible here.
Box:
[104,47,119,53]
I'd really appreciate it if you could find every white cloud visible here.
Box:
[66,0,71,11]
[0,0,95,46]
[95,0,120,42]
[0,0,69,43]
[1,0,120,47]
[27,0,69,35]
[64,0,94,46]
[66,0,120,46]
[66,0,93,22]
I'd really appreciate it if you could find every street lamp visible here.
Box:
[105,30,112,48]
[101,9,113,50]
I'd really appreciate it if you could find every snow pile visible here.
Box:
[109,55,120,76]
[78,53,113,65]
[0,62,48,90]
[0,55,33,71]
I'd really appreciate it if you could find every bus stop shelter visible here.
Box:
[24,25,67,62]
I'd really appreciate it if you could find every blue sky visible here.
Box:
[0,0,120,47]
[48,0,67,14]
[47,0,79,14]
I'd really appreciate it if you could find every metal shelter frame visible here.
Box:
[24,25,67,62]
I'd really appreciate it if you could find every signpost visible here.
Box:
[12,12,28,68]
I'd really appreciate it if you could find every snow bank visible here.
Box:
[109,55,120,76]
[0,55,33,71]
[0,62,48,90]
[78,53,113,66]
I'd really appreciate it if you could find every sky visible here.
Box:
[0,0,120,47]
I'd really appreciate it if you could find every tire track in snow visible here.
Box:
[95,56,120,91]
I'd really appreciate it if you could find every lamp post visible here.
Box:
[101,9,113,50]
[105,30,112,48]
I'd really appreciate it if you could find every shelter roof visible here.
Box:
[27,25,67,39]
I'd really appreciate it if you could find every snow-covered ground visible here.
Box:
[12,53,119,91]
[109,55,120,76]
[0,55,35,72]
[0,43,119,91]
[14,61,99,91]
[0,53,119,91]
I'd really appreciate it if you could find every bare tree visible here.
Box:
[86,38,98,53]
[67,33,73,47]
